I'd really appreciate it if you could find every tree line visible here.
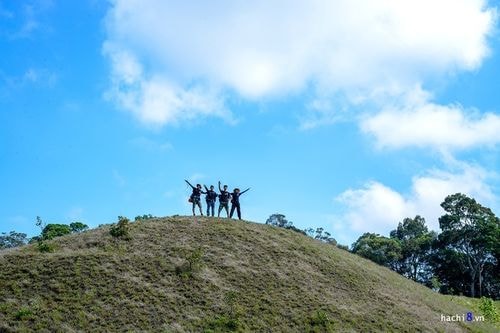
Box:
[352,193,499,299]
[267,193,499,299]
[0,214,161,249]
[0,220,89,249]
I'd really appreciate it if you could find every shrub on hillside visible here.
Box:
[205,315,240,332]
[479,297,499,323]
[224,291,242,321]
[135,214,156,221]
[37,242,56,253]
[110,216,131,240]
[205,291,242,332]
[175,248,204,279]
[307,310,335,332]
[14,307,33,321]
[336,244,349,251]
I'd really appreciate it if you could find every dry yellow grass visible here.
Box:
[0,216,498,332]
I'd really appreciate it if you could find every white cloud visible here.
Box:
[337,181,408,232]
[103,43,229,127]
[361,88,500,150]
[336,162,496,235]
[103,0,496,126]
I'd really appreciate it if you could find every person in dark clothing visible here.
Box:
[218,181,231,218]
[229,187,250,220]
[204,185,218,217]
[185,179,205,216]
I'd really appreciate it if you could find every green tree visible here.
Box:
[351,233,401,269]
[266,214,291,228]
[438,193,499,298]
[135,214,155,221]
[0,231,28,249]
[389,216,437,283]
[313,227,337,245]
[265,213,306,235]
[429,244,470,295]
[481,244,500,298]
[41,224,72,240]
[33,216,56,252]
[69,222,88,233]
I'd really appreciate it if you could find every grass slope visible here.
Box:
[0,216,498,332]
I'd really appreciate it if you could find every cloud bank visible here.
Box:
[336,161,496,235]
[361,88,500,150]
[103,0,496,125]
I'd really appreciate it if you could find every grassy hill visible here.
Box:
[0,216,498,332]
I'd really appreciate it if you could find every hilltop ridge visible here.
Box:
[0,216,497,332]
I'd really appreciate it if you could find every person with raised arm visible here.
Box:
[204,184,218,217]
[229,187,250,220]
[185,179,205,216]
[218,181,231,218]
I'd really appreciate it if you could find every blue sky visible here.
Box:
[1,0,499,246]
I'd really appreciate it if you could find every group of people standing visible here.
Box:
[185,180,250,220]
